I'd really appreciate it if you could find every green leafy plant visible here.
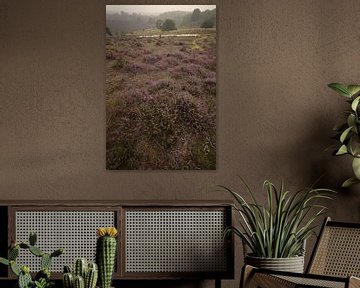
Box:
[220,179,334,258]
[0,232,63,288]
[328,83,360,187]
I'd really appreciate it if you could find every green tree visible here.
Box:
[191,8,201,22]
[155,19,163,29]
[161,19,177,31]
[201,19,215,28]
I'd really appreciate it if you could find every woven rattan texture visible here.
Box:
[309,226,360,277]
[277,275,345,288]
[15,211,115,272]
[125,210,227,272]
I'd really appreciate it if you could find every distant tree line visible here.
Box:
[106,8,216,34]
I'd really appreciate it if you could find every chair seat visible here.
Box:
[241,218,360,288]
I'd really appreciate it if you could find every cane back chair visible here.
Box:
[241,217,360,288]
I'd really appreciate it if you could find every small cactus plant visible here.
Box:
[96,227,118,288]
[62,259,98,288]
[0,232,63,288]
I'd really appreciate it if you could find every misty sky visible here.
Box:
[106,5,216,15]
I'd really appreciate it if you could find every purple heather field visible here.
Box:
[106,26,216,170]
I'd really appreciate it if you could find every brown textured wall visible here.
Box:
[1,0,360,287]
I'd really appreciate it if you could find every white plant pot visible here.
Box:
[245,254,305,273]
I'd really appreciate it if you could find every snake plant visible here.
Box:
[328,83,360,187]
[220,178,335,258]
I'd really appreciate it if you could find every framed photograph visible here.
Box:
[106,5,216,170]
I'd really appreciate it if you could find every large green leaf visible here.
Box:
[328,83,351,97]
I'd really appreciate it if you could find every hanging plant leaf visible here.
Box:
[347,85,360,97]
[336,145,348,155]
[328,83,351,97]
[342,177,360,188]
[340,127,353,143]
[347,114,356,128]
[351,96,360,111]
[352,157,360,179]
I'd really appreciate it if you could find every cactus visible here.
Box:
[85,263,98,288]
[0,232,63,288]
[74,275,85,288]
[18,269,32,288]
[9,246,19,260]
[63,259,98,288]
[74,258,88,279]
[29,232,37,246]
[41,253,52,270]
[29,245,44,257]
[63,272,74,288]
[96,227,118,288]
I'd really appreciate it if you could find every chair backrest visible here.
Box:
[307,217,360,277]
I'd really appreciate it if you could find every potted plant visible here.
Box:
[0,232,63,288]
[328,82,360,187]
[220,179,334,273]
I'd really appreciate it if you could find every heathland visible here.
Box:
[106,10,216,170]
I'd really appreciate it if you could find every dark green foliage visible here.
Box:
[96,236,116,288]
[201,19,215,28]
[35,268,50,281]
[161,19,177,31]
[328,82,360,187]
[155,19,163,29]
[191,8,201,22]
[32,278,54,288]
[106,143,135,170]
